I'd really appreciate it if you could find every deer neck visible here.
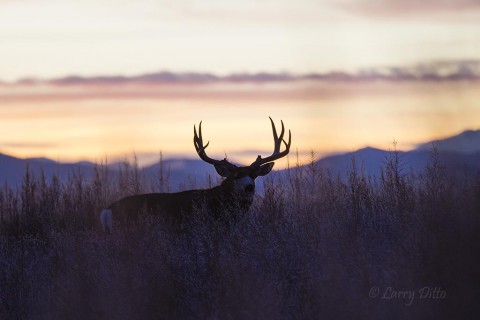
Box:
[205,180,254,216]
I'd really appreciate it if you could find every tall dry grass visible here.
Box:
[0,147,478,319]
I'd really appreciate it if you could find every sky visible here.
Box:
[0,0,479,166]
[1,0,480,81]
[1,80,478,166]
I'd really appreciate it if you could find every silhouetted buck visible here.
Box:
[100,117,291,232]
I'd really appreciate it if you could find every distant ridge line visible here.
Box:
[1,128,480,186]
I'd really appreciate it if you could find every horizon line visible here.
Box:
[2,127,479,167]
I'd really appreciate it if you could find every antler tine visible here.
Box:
[251,117,292,167]
[194,121,213,163]
[269,117,278,151]
[194,121,208,153]
[194,121,235,167]
[269,117,279,154]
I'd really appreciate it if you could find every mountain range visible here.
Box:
[1,130,479,189]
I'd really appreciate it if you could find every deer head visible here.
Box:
[193,117,291,199]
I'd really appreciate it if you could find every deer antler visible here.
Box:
[194,121,237,169]
[251,117,291,167]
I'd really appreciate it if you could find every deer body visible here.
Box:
[100,118,290,232]
[101,181,251,231]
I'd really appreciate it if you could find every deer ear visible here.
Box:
[256,162,274,176]
[214,163,235,177]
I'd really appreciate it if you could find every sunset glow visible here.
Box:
[0,0,479,165]
[1,80,479,166]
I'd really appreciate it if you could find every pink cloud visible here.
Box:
[339,0,480,18]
